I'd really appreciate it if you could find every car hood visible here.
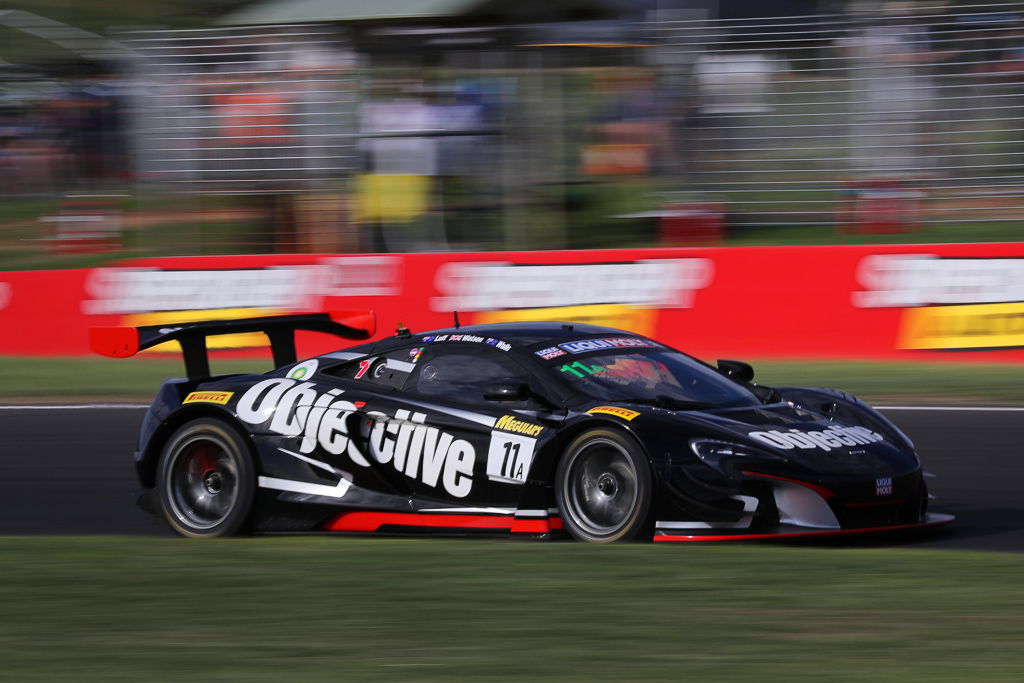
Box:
[609,400,920,475]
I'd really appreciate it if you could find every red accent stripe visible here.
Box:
[741,470,837,499]
[324,512,564,534]
[510,518,549,533]
[324,512,511,532]
[509,516,564,533]
[653,516,953,542]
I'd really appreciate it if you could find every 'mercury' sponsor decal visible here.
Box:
[495,414,543,436]
[748,426,884,451]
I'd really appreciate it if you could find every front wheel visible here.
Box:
[156,418,255,538]
[555,429,653,543]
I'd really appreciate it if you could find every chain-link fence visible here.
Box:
[126,23,359,193]
[651,4,1024,234]
[116,4,1024,254]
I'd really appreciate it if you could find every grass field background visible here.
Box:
[4,353,1021,682]
[2,537,1023,682]
[1,355,1021,404]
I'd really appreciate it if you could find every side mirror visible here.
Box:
[483,381,530,402]
[717,359,755,384]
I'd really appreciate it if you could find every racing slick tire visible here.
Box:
[156,418,256,538]
[556,428,653,543]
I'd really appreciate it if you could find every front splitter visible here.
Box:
[653,512,954,542]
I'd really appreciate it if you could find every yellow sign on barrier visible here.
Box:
[898,302,1024,350]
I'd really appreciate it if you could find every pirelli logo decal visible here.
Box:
[183,391,234,405]
[495,414,544,437]
[587,406,640,421]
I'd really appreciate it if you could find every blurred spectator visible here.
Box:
[836,19,940,174]
[591,68,674,175]
[0,68,128,195]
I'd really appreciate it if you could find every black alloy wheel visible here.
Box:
[556,428,653,543]
[156,418,255,538]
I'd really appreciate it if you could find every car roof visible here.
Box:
[366,321,641,353]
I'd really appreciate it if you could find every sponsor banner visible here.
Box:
[429,259,714,311]
[559,337,660,355]
[0,269,94,355]
[3,243,1024,362]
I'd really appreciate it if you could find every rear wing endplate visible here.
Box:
[90,310,375,379]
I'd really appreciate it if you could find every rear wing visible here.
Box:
[90,310,375,379]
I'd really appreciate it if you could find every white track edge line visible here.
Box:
[0,404,150,410]
[877,405,1024,412]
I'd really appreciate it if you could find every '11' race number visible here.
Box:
[486,432,537,484]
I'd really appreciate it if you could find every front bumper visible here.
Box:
[653,467,949,540]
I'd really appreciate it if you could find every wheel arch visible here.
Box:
[552,422,656,542]
[518,416,653,515]
[138,405,258,489]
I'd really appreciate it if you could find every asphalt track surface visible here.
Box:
[1,405,1022,551]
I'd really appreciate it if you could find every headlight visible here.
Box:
[689,439,785,468]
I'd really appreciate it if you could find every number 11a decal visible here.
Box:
[486,432,537,484]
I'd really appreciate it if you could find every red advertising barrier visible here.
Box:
[2,244,1023,362]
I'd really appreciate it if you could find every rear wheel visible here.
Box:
[555,428,653,543]
[156,418,255,538]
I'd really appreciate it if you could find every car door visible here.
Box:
[394,342,562,509]
[316,343,500,505]
[314,345,430,499]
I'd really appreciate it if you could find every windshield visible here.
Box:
[544,349,760,408]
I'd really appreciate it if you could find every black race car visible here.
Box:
[93,311,952,542]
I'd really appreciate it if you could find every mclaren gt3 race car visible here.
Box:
[92,311,953,542]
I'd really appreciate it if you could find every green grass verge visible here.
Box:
[1,355,1021,404]
[1,537,1022,681]
[750,360,1024,406]
[0,356,270,401]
